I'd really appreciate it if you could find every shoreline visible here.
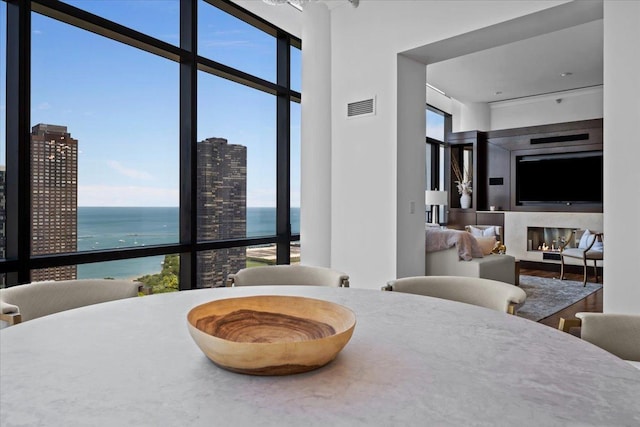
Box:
[76,244,301,282]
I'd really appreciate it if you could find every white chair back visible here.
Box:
[576,312,640,362]
[384,275,526,314]
[228,265,349,287]
[0,279,141,325]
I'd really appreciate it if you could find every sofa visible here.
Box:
[425,227,517,285]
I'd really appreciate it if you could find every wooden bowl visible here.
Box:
[187,295,356,375]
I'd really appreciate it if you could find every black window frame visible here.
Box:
[1,0,301,289]
[426,104,451,223]
[426,104,451,191]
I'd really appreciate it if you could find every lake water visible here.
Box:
[76,207,300,279]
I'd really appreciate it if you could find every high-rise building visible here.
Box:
[30,124,78,282]
[197,137,247,287]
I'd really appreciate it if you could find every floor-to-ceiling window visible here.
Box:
[426,105,450,223]
[1,0,301,289]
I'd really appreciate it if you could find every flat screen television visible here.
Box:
[516,151,603,205]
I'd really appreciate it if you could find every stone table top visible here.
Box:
[1,286,639,426]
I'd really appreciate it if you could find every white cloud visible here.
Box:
[78,185,178,207]
[107,160,153,180]
[33,30,43,35]
[79,185,283,208]
[37,102,51,110]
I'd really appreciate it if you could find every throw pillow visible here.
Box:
[591,240,604,252]
[578,229,592,248]
[469,225,496,237]
[578,229,604,252]
[475,236,497,256]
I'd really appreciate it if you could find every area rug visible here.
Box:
[516,275,602,322]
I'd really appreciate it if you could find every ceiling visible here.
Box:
[426,19,603,104]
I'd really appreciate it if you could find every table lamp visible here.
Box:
[425,190,448,225]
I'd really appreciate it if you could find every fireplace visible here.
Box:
[527,227,576,253]
[503,212,602,266]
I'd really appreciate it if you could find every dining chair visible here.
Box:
[558,313,640,362]
[226,265,350,287]
[382,275,527,315]
[0,279,144,326]
[560,229,603,286]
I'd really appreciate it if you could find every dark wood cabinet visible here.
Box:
[446,209,477,230]
[445,130,487,229]
[486,142,510,211]
[487,118,603,213]
[445,130,487,208]
[444,119,602,229]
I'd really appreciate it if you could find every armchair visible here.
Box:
[560,229,603,286]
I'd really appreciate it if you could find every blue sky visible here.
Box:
[1,0,302,207]
[426,109,445,141]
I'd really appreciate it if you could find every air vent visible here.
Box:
[347,97,376,119]
[530,133,589,145]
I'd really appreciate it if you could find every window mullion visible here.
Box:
[6,0,32,285]
[179,0,198,290]
[276,34,291,265]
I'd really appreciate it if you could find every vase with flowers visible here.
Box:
[451,153,472,209]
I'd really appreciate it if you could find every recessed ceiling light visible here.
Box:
[560,72,573,77]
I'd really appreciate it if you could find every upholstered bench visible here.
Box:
[425,227,517,285]
[426,247,517,285]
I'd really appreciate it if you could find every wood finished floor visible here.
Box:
[520,267,603,329]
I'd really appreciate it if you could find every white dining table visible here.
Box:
[1,286,639,426]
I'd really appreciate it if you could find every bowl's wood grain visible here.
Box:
[187,295,356,376]
[195,309,336,343]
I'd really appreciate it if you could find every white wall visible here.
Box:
[235,0,639,312]
[603,1,640,314]
[300,2,332,267]
[489,86,603,130]
[426,86,452,115]
[397,55,427,279]
[326,1,569,288]
[451,100,491,132]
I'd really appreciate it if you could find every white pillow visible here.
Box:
[578,229,592,248]
[475,236,497,255]
[469,225,497,238]
[578,229,604,252]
